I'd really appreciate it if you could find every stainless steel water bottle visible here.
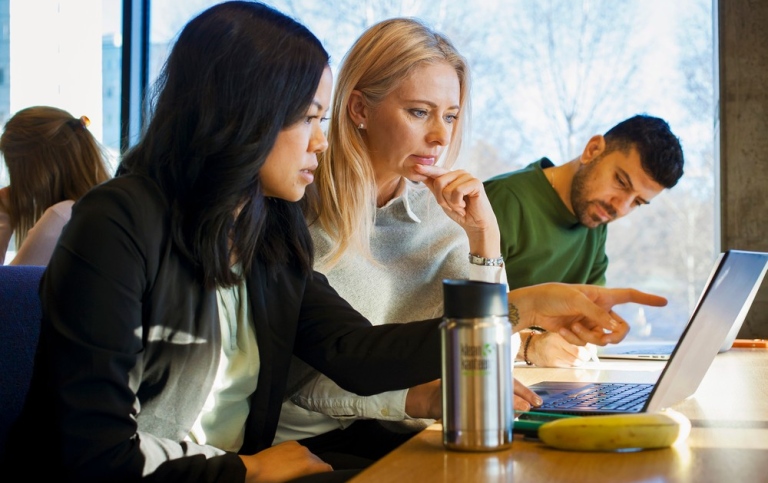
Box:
[441,279,513,451]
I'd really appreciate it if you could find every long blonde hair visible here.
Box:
[309,17,471,269]
[0,106,111,247]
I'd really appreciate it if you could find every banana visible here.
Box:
[537,409,691,451]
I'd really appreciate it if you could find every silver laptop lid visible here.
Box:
[645,250,768,412]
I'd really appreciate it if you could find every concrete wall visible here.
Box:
[718,0,768,337]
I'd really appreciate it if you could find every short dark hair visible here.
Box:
[118,1,329,287]
[603,114,684,188]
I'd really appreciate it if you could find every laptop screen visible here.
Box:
[645,250,768,411]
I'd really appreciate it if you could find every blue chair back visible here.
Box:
[0,265,45,456]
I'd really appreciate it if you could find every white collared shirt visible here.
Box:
[187,268,259,452]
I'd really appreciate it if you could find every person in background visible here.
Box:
[484,114,684,367]
[3,2,666,482]
[0,106,111,265]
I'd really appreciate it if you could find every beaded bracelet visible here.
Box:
[523,331,535,366]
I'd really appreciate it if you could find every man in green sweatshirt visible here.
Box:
[484,114,684,366]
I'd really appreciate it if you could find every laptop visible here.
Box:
[598,253,731,361]
[527,249,768,415]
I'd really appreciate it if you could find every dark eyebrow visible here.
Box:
[617,167,650,205]
[309,100,329,116]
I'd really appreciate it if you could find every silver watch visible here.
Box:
[468,253,504,267]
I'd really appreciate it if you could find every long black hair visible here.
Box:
[118,1,329,287]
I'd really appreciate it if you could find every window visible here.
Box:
[0,0,122,181]
[146,0,715,340]
[0,0,121,262]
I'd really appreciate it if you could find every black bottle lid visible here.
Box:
[442,279,508,318]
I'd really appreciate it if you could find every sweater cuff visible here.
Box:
[468,263,507,288]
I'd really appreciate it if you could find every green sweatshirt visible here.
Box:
[484,158,608,290]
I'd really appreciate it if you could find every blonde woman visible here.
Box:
[278,17,536,468]
[0,106,110,265]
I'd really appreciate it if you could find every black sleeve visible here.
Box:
[293,270,442,396]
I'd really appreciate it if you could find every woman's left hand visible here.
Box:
[405,377,541,418]
[514,377,543,411]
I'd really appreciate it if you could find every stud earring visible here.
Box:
[358,123,365,129]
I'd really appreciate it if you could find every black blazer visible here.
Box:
[5,175,441,482]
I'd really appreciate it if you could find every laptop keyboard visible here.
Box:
[540,383,653,412]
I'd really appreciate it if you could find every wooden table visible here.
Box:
[350,349,768,482]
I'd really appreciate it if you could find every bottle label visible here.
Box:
[460,343,494,374]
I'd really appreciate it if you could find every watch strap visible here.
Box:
[468,252,504,267]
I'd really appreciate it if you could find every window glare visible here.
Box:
[145,0,714,341]
[1,0,121,176]
[1,0,715,342]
